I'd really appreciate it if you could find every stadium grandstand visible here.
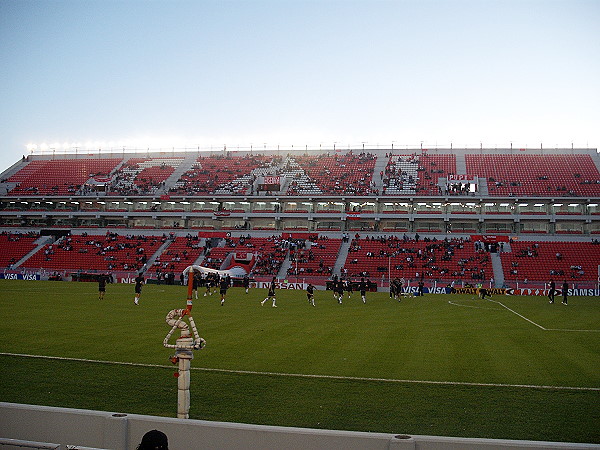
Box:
[1,146,599,292]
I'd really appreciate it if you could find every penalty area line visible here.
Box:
[488,300,600,332]
[447,300,501,310]
[488,299,547,330]
[1,352,598,392]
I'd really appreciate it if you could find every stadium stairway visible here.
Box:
[189,238,208,266]
[0,157,29,181]
[490,252,505,287]
[0,182,15,195]
[332,238,351,277]
[277,251,292,278]
[478,177,489,195]
[370,154,388,193]
[0,158,30,194]
[192,250,206,266]
[592,151,600,175]
[455,153,467,174]
[13,235,55,269]
[143,238,174,274]
[160,153,197,193]
[109,157,128,177]
[78,158,129,196]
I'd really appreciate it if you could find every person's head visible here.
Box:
[137,429,168,450]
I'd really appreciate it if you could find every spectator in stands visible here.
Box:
[137,429,168,450]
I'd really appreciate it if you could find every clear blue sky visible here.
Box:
[0,0,598,170]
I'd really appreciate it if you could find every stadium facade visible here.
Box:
[1,146,599,290]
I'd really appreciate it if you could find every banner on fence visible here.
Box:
[1,272,40,281]
[454,287,509,295]
[253,281,307,290]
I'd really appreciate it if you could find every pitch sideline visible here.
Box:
[1,352,598,392]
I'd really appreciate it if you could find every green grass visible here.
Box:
[0,280,599,443]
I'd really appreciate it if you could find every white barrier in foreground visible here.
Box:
[0,403,597,450]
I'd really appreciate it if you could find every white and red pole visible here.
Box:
[163,266,205,419]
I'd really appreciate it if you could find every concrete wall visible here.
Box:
[1,403,597,450]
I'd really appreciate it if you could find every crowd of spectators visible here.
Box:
[288,152,377,195]
[344,235,488,281]
[170,154,274,195]
[108,159,180,196]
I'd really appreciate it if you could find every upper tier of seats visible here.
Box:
[170,155,275,195]
[285,152,377,195]
[383,154,457,195]
[108,157,183,195]
[466,154,600,197]
[7,159,121,196]
[3,152,599,198]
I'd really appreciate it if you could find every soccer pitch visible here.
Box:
[0,280,598,444]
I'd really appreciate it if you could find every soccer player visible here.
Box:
[261,277,277,307]
[204,272,213,296]
[211,272,219,295]
[478,284,491,300]
[345,279,353,298]
[335,278,345,304]
[399,277,414,299]
[561,280,568,305]
[98,273,108,300]
[192,272,200,299]
[243,274,250,294]
[417,278,425,297]
[306,283,315,306]
[393,278,403,301]
[330,275,340,302]
[134,272,145,305]
[219,275,230,306]
[390,278,398,300]
[548,279,556,304]
[359,277,367,304]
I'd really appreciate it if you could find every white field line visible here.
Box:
[487,299,600,332]
[447,300,501,310]
[1,352,598,392]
